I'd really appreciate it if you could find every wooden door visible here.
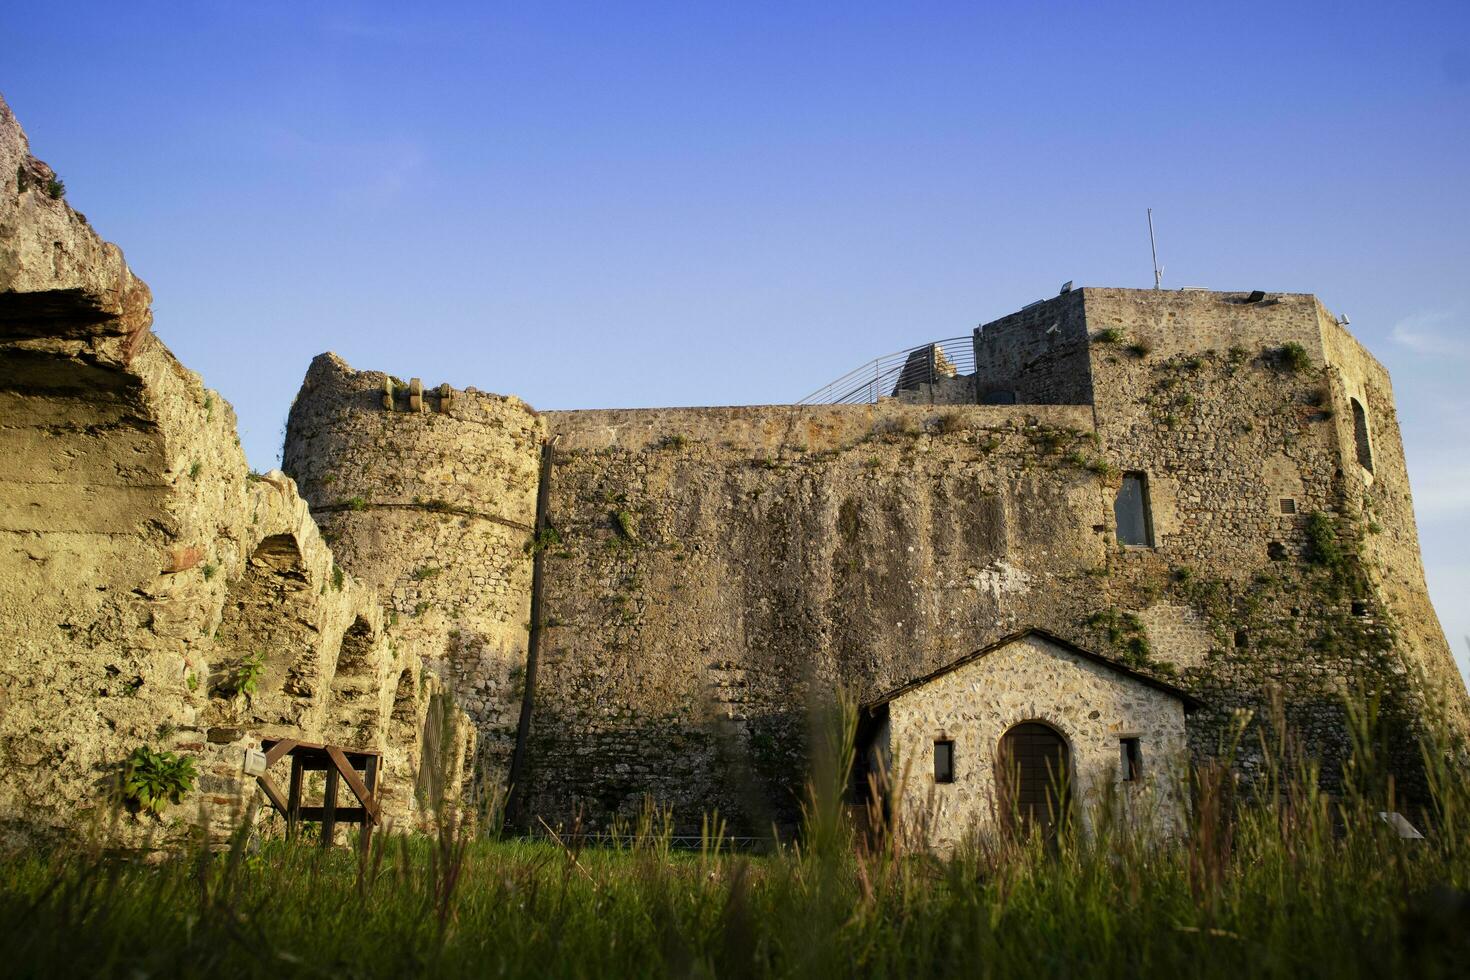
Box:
[998,722,1070,837]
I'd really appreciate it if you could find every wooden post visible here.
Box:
[364,755,379,795]
[322,763,340,848]
[363,755,379,846]
[287,757,304,840]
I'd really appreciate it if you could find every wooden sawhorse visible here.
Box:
[253,738,383,846]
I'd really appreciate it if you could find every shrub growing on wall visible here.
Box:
[119,746,197,815]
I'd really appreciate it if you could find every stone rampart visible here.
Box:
[528,401,1113,831]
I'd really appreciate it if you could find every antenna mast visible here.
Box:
[1147,208,1162,289]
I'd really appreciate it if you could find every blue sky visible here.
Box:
[5,1,1468,681]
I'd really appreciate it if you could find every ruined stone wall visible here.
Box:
[0,94,461,847]
[282,354,545,793]
[884,633,1190,851]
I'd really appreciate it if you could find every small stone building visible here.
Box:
[856,628,1198,850]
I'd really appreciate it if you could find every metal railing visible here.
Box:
[796,335,975,405]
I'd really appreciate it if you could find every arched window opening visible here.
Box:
[1350,398,1373,473]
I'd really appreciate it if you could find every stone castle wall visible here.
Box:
[284,288,1468,834]
[531,402,1105,831]
[1075,288,1466,783]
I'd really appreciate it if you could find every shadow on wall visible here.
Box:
[522,705,811,837]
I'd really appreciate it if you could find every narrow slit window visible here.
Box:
[1114,472,1154,547]
[1279,497,1297,515]
[934,739,955,784]
[1350,398,1373,472]
[1120,738,1143,782]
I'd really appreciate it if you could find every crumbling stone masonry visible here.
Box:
[0,95,469,848]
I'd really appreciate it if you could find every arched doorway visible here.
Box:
[998,722,1070,837]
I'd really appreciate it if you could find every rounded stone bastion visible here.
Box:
[283,353,546,787]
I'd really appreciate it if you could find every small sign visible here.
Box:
[243,748,268,776]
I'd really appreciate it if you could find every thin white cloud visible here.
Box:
[1391,310,1469,359]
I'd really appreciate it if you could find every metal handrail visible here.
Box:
[797,335,974,405]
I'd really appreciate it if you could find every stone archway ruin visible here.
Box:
[325,616,387,749]
[210,533,326,732]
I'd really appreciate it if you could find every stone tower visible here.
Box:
[283,354,545,792]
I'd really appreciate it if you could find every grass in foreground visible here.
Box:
[2,696,1468,978]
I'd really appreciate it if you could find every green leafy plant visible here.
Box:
[118,746,196,815]
[343,496,368,511]
[202,563,218,581]
[188,461,202,480]
[223,651,265,697]
[1306,510,1343,568]
[610,509,638,543]
[1066,451,1116,478]
[332,564,345,591]
[45,176,65,199]
[1094,328,1122,343]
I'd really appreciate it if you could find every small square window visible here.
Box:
[1120,738,1143,782]
[933,739,955,784]
[1279,497,1297,515]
